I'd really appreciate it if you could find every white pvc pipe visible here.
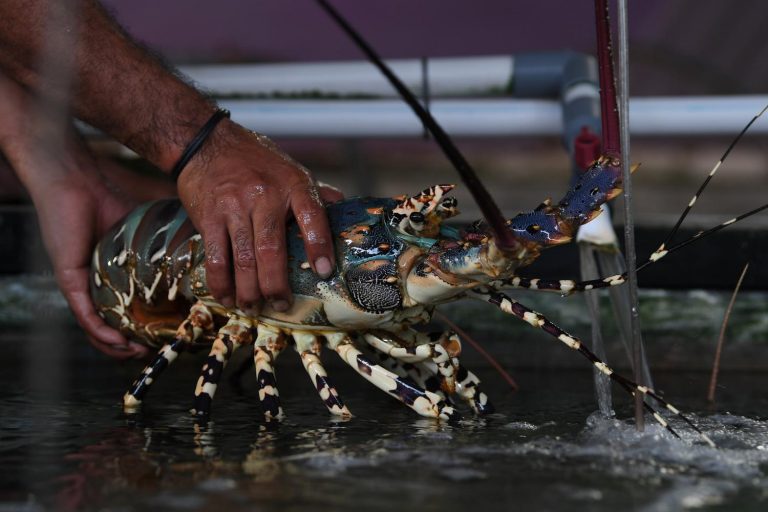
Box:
[217,96,768,138]
[181,56,514,97]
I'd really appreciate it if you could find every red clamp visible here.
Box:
[573,126,601,172]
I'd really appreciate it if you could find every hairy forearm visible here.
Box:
[0,0,214,172]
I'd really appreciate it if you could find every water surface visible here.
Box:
[1,329,767,512]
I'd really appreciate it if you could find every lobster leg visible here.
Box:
[469,288,715,447]
[362,331,460,395]
[190,316,252,417]
[367,348,451,403]
[293,331,351,417]
[253,323,287,420]
[326,332,459,421]
[123,301,214,410]
[363,330,494,415]
[367,346,494,416]
[455,364,495,416]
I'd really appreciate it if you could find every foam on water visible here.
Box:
[495,412,768,511]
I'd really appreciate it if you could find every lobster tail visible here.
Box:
[507,156,630,246]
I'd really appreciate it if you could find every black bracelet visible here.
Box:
[171,108,230,181]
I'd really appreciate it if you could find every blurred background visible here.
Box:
[91,0,768,220]
[2,0,767,326]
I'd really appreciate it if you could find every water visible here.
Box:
[1,330,767,512]
[579,243,655,417]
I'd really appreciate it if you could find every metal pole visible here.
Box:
[616,0,645,430]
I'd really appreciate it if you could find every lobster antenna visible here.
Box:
[639,202,768,270]
[315,0,519,252]
[655,103,768,256]
[558,200,768,293]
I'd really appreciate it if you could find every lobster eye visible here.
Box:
[526,224,541,234]
[409,212,425,224]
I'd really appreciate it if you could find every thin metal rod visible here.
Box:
[616,0,645,431]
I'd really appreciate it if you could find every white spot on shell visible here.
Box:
[117,249,128,266]
[522,311,542,327]
[150,248,166,263]
[558,334,581,350]
[93,272,102,287]
[163,349,178,363]
[594,361,612,375]
[112,224,126,242]
[168,278,179,301]
[603,274,626,285]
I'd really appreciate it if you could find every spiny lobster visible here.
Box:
[92,159,631,421]
[87,0,768,447]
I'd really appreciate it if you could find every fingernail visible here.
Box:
[272,299,289,312]
[243,303,260,316]
[315,256,333,279]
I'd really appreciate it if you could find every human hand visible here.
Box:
[177,121,338,313]
[15,139,150,358]
[0,76,151,358]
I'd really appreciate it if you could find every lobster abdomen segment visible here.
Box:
[91,199,202,345]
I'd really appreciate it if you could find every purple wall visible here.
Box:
[102,0,766,95]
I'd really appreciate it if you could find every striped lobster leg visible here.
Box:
[366,349,452,404]
[253,324,288,420]
[362,330,460,394]
[468,288,715,446]
[454,363,495,416]
[363,335,494,415]
[123,301,214,410]
[190,316,252,417]
[293,331,351,417]
[327,333,460,421]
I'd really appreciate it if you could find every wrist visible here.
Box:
[170,108,231,182]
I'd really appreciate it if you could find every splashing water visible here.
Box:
[579,243,655,418]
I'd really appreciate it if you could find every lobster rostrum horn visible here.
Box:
[390,184,459,238]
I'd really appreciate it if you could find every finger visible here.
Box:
[317,182,344,204]
[87,336,148,360]
[58,269,130,348]
[252,210,291,310]
[228,217,261,312]
[199,223,235,307]
[291,185,335,279]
